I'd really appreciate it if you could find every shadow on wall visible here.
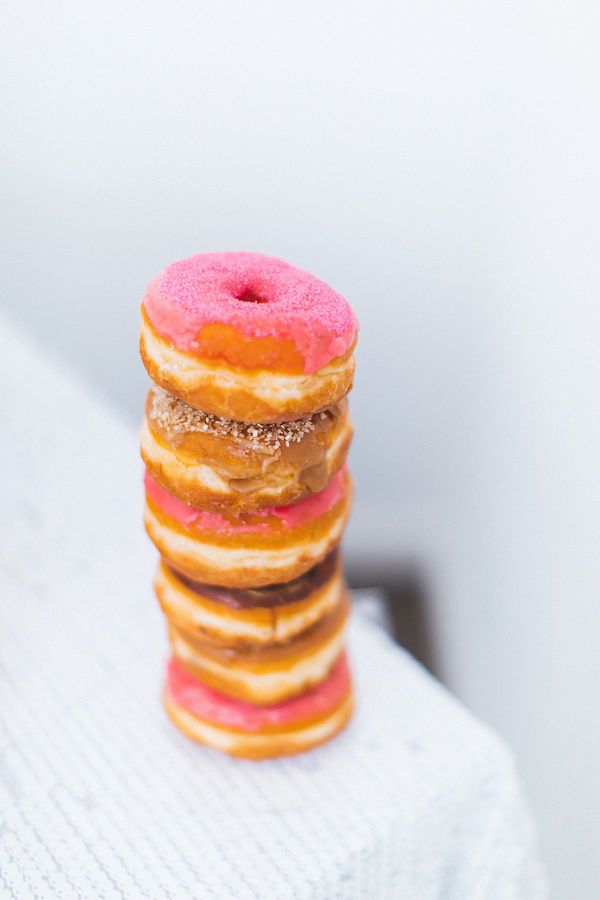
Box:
[347,563,435,674]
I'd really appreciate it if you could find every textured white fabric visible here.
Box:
[0,317,546,899]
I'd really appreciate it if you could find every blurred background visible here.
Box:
[2,1,599,895]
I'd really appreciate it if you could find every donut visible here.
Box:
[165,652,354,759]
[155,550,344,648]
[168,591,348,704]
[143,468,352,588]
[140,252,358,422]
[141,386,352,512]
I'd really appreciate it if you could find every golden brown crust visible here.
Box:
[168,600,348,705]
[143,484,352,588]
[142,431,351,513]
[140,309,356,423]
[144,534,346,589]
[164,690,354,759]
[155,557,345,648]
[167,593,349,704]
[141,390,353,512]
[172,593,349,671]
[145,388,348,475]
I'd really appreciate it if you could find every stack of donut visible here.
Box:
[139,252,358,759]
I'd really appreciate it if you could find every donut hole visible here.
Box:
[235,288,269,304]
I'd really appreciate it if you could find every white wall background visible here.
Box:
[3,2,600,895]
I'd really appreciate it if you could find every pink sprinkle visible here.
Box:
[143,252,358,373]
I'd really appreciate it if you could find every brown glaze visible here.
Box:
[141,422,352,514]
[166,550,339,610]
[146,388,347,481]
[171,592,349,669]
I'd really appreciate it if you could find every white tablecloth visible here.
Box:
[0,318,546,899]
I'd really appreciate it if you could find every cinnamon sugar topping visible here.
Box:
[149,387,329,452]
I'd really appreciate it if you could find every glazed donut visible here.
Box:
[169,592,349,705]
[165,653,354,759]
[143,468,352,588]
[155,550,344,648]
[141,386,352,512]
[140,252,358,422]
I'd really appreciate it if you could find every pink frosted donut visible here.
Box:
[140,252,358,422]
[143,467,353,588]
[165,653,354,759]
[144,468,348,535]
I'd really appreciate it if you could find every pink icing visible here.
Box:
[142,252,357,373]
[167,652,350,731]
[144,468,347,534]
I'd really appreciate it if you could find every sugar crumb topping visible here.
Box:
[149,387,329,451]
